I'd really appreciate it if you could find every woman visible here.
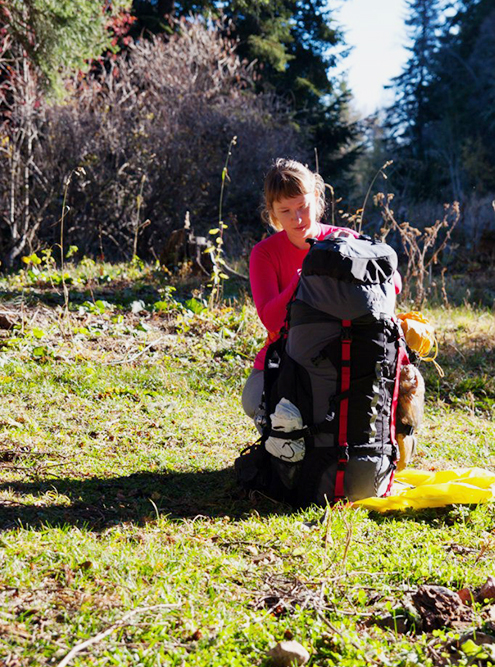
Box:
[242,158,365,428]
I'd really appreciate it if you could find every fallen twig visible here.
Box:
[0,460,70,475]
[105,337,166,366]
[56,603,179,667]
[0,449,69,460]
[316,610,363,651]
[28,308,40,328]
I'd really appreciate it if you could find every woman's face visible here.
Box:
[271,191,319,249]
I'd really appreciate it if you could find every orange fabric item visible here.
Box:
[397,311,443,376]
[397,311,436,358]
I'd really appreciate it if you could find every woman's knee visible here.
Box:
[242,369,264,418]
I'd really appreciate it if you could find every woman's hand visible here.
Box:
[327,229,354,239]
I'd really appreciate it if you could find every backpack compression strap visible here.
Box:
[335,320,352,501]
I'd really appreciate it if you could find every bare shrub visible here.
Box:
[377,193,460,307]
[0,17,305,265]
[0,42,55,267]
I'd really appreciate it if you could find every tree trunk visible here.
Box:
[157,0,175,17]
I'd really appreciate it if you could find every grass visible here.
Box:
[0,259,495,666]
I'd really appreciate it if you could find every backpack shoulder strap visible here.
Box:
[334,319,352,501]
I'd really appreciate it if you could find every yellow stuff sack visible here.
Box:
[397,311,436,359]
[354,468,495,512]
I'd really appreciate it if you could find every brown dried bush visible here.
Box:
[0,17,306,265]
[377,193,460,307]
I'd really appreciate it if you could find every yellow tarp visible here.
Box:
[354,467,495,512]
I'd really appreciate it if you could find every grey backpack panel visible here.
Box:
[296,275,396,321]
[286,320,340,449]
[314,453,395,504]
[303,235,398,284]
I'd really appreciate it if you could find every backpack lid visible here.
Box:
[302,235,398,285]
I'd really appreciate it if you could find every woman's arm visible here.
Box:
[249,245,299,333]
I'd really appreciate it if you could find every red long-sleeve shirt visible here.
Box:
[249,223,402,369]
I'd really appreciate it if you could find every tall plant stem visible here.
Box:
[358,160,393,234]
[59,166,85,323]
[218,136,237,245]
[209,135,237,307]
[132,174,148,260]
[59,173,72,319]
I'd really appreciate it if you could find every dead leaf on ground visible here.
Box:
[77,560,92,571]
[479,576,495,603]
[411,585,474,631]
[252,551,276,564]
[457,587,475,605]
[0,313,16,330]
[253,575,324,617]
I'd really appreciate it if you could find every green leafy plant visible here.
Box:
[206,136,237,307]
[79,300,114,315]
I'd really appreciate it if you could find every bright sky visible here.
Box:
[334,0,409,116]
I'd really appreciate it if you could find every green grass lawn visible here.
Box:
[1,260,495,666]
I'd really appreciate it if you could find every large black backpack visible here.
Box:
[236,234,410,508]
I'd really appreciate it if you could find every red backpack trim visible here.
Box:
[334,320,352,500]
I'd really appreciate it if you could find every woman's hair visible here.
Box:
[261,158,326,231]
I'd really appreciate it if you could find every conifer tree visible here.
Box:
[1,0,131,98]
[131,0,357,189]
[385,0,495,200]
[386,0,443,162]
[432,0,495,194]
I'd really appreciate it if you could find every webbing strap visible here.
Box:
[383,467,396,497]
[335,320,352,500]
[268,427,312,440]
[390,344,410,459]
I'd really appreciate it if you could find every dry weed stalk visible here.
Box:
[376,193,460,307]
[358,160,393,234]
[57,603,180,667]
[322,502,354,575]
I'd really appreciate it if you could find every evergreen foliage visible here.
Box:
[434,0,495,196]
[388,0,442,151]
[385,0,495,201]
[384,0,444,200]
[1,0,131,98]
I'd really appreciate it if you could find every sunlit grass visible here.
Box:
[0,263,494,665]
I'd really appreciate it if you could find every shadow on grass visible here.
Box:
[0,282,162,310]
[0,466,478,533]
[0,467,289,532]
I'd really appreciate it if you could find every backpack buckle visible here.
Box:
[338,443,349,464]
[267,351,281,369]
[311,352,324,366]
[341,326,352,342]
